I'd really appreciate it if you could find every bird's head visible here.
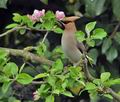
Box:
[61,16,80,30]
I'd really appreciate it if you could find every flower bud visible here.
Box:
[33,91,40,101]
[55,10,65,20]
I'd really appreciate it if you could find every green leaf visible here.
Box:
[62,79,68,89]
[105,46,118,63]
[100,72,111,83]
[41,0,48,5]
[52,46,65,59]
[62,91,74,97]
[38,84,46,93]
[51,59,63,74]
[93,79,101,86]
[13,13,22,23]
[36,43,47,56]
[22,15,34,27]
[6,23,18,29]
[104,94,113,100]
[102,38,112,54]
[2,81,11,93]
[112,0,120,21]
[88,48,98,64]
[17,73,33,84]
[0,49,8,59]
[0,0,8,9]
[86,38,95,47]
[45,95,54,102]
[76,31,85,42]
[43,20,55,30]
[44,11,55,19]
[3,62,18,76]
[47,75,56,87]
[84,0,106,17]
[0,75,10,82]
[52,89,60,95]
[8,97,20,102]
[69,67,81,79]
[112,78,120,84]
[38,84,50,95]
[85,82,97,90]
[103,78,120,87]
[53,27,63,34]
[91,28,107,40]
[34,73,49,80]
[42,11,55,30]
[85,21,96,36]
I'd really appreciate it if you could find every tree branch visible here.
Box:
[0,47,53,66]
[82,54,120,102]
[109,22,120,39]
[0,26,50,38]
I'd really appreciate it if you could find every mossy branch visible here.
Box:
[0,47,53,66]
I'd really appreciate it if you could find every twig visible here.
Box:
[82,54,95,81]
[19,62,26,73]
[107,88,120,101]
[0,47,53,66]
[32,81,46,85]
[41,31,49,44]
[110,22,120,39]
[0,26,25,37]
[0,26,50,38]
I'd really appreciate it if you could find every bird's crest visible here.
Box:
[62,16,80,22]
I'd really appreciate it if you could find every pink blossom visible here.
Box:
[33,9,45,18]
[55,10,65,20]
[27,9,45,22]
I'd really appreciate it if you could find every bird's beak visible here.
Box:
[62,16,80,22]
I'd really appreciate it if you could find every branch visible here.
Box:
[107,88,120,101]
[109,22,120,39]
[83,55,95,81]
[32,81,46,85]
[82,55,120,102]
[0,47,53,66]
[0,26,50,38]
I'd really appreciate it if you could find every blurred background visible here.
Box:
[0,0,120,102]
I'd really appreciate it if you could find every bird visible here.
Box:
[61,16,86,66]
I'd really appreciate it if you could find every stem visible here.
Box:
[41,31,49,44]
[19,62,26,73]
[0,26,50,38]
[82,55,95,81]
[32,81,46,85]
[107,88,120,102]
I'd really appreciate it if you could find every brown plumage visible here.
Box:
[61,16,86,65]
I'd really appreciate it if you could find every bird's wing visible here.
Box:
[76,41,86,53]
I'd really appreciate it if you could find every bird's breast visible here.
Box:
[61,32,82,63]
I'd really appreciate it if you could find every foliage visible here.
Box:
[0,9,120,102]
[0,0,120,102]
